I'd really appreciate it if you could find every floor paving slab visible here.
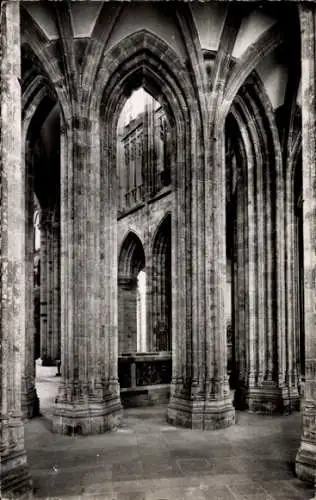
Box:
[24,366,315,499]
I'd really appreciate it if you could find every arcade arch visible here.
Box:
[118,231,146,354]
[152,213,172,352]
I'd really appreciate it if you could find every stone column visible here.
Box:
[296,3,316,484]
[137,271,147,352]
[167,99,235,429]
[284,170,301,403]
[143,104,150,198]
[143,101,155,197]
[46,216,60,365]
[145,252,154,352]
[202,131,236,429]
[0,1,33,497]
[235,94,299,414]
[246,135,280,412]
[233,169,249,408]
[53,114,122,434]
[273,143,300,413]
[149,251,159,352]
[39,210,49,363]
[40,211,60,366]
[46,218,54,363]
[21,147,39,419]
[52,218,61,364]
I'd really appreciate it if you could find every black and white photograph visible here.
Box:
[1,1,316,499]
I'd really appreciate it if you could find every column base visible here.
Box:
[167,395,235,430]
[247,383,300,414]
[295,399,316,485]
[296,442,316,484]
[21,379,40,420]
[52,382,123,435]
[1,451,33,499]
[52,400,122,435]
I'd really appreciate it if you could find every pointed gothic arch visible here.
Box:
[151,214,172,352]
[118,231,145,280]
[118,232,146,354]
[93,28,205,402]
[21,72,61,417]
[224,72,301,412]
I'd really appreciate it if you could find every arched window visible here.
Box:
[152,214,172,351]
[118,232,146,353]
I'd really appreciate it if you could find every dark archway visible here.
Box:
[21,43,62,420]
[225,73,293,412]
[118,232,146,353]
[152,214,172,352]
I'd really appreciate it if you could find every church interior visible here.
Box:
[1,1,316,499]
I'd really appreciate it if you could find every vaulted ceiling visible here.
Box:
[20,2,301,211]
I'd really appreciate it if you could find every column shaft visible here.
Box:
[40,214,60,366]
[47,221,54,361]
[233,172,249,409]
[39,214,49,363]
[53,114,122,434]
[53,220,61,362]
[145,254,154,352]
[47,218,60,364]
[285,170,300,395]
[167,110,235,429]
[240,98,298,413]
[0,1,32,496]
[296,3,316,484]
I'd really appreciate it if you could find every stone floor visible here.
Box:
[24,363,315,500]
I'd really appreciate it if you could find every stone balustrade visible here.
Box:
[118,351,172,407]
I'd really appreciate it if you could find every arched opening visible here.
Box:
[115,84,173,407]
[34,103,61,368]
[96,30,193,410]
[152,214,172,352]
[117,88,171,215]
[118,231,146,354]
[224,76,295,413]
[118,229,172,407]
[23,78,62,418]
